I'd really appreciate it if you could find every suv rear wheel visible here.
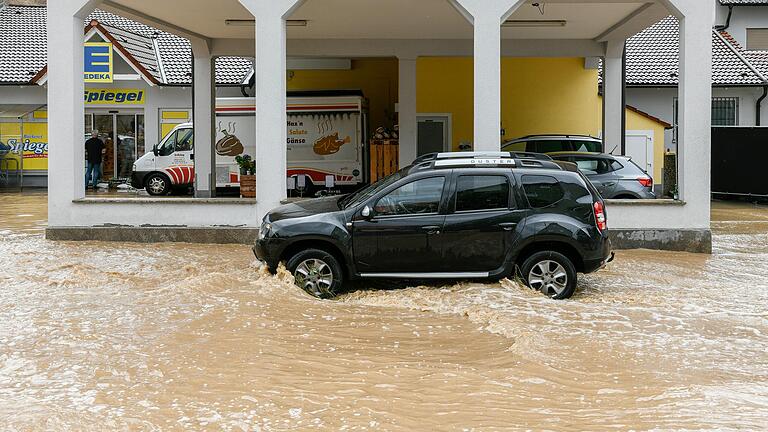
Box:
[520,251,577,299]
[286,249,344,299]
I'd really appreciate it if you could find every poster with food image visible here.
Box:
[287,113,358,162]
[215,121,245,157]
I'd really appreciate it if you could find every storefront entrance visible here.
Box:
[85,111,145,182]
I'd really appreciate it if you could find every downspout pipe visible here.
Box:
[757,86,767,126]
[715,5,733,32]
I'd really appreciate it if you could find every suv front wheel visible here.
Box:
[520,251,577,299]
[286,249,344,299]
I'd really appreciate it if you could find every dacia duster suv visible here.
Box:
[254,152,613,300]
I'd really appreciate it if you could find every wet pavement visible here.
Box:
[0,192,766,431]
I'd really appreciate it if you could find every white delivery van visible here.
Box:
[131,91,368,195]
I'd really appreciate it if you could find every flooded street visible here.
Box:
[0,192,767,431]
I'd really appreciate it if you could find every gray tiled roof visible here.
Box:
[719,0,768,5]
[626,16,768,86]
[97,21,162,83]
[0,5,252,86]
[0,5,46,84]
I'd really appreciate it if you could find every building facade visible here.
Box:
[1,0,715,251]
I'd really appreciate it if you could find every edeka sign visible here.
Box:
[84,89,145,105]
[84,42,113,83]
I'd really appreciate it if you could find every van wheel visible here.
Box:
[286,249,344,299]
[520,251,577,299]
[145,173,170,196]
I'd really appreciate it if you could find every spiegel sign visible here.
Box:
[84,42,113,83]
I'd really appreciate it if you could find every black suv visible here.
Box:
[254,152,613,300]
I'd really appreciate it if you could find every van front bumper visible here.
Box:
[130,171,148,189]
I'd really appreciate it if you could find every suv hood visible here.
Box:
[267,195,342,222]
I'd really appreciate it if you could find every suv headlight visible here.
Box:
[259,222,272,239]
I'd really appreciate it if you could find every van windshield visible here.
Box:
[339,170,403,209]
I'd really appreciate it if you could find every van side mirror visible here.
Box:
[153,146,158,157]
[361,206,372,219]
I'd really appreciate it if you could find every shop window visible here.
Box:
[455,175,510,212]
[522,175,565,208]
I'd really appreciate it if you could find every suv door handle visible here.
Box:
[421,225,441,235]
[499,222,517,231]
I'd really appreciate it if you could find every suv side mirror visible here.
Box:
[361,206,372,219]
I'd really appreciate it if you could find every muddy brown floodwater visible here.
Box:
[0,192,767,431]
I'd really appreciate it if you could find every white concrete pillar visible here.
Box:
[47,0,100,226]
[675,3,713,223]
[398,56,418,166]
[191,41,216,198]
[603,39,625,155]
[451,0,525,151]
[239,0,303,219]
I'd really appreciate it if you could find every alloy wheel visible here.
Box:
[528,260,568,297]
[148,177,166,194]
[295,258,334,298]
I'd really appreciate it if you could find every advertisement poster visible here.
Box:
[286,113,358,162]
[0,122,48,171]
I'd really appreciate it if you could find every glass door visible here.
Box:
[85,112,145,184]
[93,114,116,180]
[116,114,137,179]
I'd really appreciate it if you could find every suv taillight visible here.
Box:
[637,177,653,188]
[593,201,607,232]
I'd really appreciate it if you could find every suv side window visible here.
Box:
[502,141,526,152]
[374,177,445,216]
[455,175,510,212]
[532,140,567,153]
[573,157,613,175]
[573,140,602,152]
[521,175,565,208]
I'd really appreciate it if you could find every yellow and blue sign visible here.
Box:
[84,89,145,105]
[84,42,113,83]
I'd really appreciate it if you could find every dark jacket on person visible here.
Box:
[85,137,105,164]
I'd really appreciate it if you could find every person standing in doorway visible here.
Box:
[85,130,105,190]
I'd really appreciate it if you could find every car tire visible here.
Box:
[520,251,577,300]
[286,249,344,299]
[145,173,171,196]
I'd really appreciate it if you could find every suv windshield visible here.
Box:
[339,170,404,209]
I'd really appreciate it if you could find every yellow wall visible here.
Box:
[287,58,398,134]
[623,107,667,183]
[417,57,603,150]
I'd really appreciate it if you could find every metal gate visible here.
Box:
[712,127,768,197]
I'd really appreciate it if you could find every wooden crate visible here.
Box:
[369,139,399,182]
[240,174,256,198]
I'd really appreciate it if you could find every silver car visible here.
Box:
[548,152,655,199]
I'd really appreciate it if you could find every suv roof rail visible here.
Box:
[414,151,553,164]
[510,134,601,141]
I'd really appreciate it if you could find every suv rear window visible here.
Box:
[522,175,565,208]
[455,175,510,212]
